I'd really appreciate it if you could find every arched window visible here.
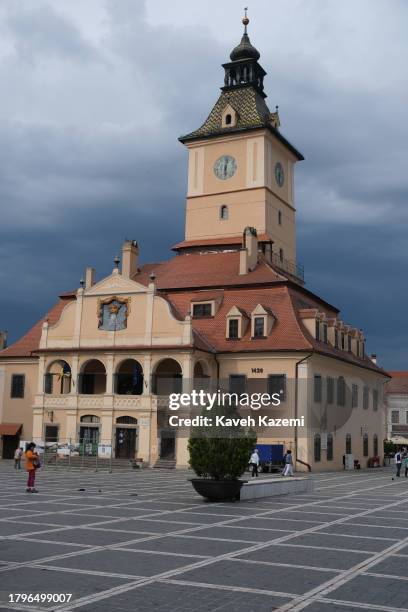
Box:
[116,359,143,395]
[80,415,100,423]
[363,433,369,457]
[44,360,71,395]
[116,416,137,425]
[152,358,182,395]
[225,114,232,125]
[327,433,333,461]
[79,360,106,394]
[220,205,229,220]
[346,434,352,455]
[314,434,321,462]
[373,434,378,456]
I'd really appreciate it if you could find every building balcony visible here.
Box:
[271,252,304,283]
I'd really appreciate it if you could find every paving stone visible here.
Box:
[75,580,291,611]
[187,525,292,542]
[42,548,202,576]
[123,535,248,556]
[329,574,408,608]
[176,558,337,594]
[24,527,149,546]
[236,543,371,570]
[287,532,393,552]
[0,566,131,608]
[0,538,80,562]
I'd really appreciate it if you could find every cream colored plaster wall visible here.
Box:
[1,361,37,440]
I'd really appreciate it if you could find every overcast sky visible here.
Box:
[0,0,407,369]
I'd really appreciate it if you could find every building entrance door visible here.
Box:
[2,435,19,459]
[115,428,137,459]
[159,430,175,459]
[79,426,99,456]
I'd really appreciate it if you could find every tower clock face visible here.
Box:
[213,155,237,180]
[275,162,285,187]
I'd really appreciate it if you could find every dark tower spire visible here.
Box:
[222,9,266,97]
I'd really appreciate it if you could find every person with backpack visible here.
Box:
[282,449,294,476]
[395,448,402,478]
[25,442,40,493]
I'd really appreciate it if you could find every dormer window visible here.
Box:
[347,335,352,352]
[323,322,328,343]
[220,205,229,220]
[192,302,213,318]
[226,306,248,340]
[251,304,275,339]
[315,319,320,341]
[334,329,339,348]
[341,332,345,350]
[221,104,238,128]
[254,317,265,338]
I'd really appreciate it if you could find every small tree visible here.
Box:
[188,403,256,480]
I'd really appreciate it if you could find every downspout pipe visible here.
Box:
[295,353,313,472]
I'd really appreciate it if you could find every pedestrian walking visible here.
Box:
[14,447,23,469]
[404,453,408,478]
[25,443,40,493]
[282,449,294,476]
[395,448,402,478]
[249,448,259,477]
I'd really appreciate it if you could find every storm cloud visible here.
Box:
[0,0,407,368]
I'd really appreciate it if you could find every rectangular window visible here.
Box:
[337,377,345,406]
[268,374,286,402]
[253,317,265,338]
[334,329,339,348]
[278,210,282,225]
[352,383,358,408]
[11,374,25,398]
[356,340,360,357]
[323,323,328,344]
[392,410,400,424]
[314,375,322,402]
[228,318,239,339]
[373,389,378,411]
[315,320,320,341]
[347,335,352,352]
[341,332,345,350]
[363,385,369,409]
[192,303,212,318]
[229,375,247,395]
[327,377,334,404]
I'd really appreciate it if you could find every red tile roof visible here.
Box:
[0,298,74,359]
[172,233,272,250]
[386,372,408,394]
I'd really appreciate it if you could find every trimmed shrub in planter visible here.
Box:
[188,403,256,501]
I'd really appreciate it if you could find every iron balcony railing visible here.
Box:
[271,252,304,283]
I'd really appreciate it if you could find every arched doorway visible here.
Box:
[193,360,211,391]
[79,360,106,394]
[79,415,100,455]
[44,360,72,394]
[115,416,138,459]
[115,360,143,395]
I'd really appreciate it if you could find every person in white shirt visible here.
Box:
[14,447,23,470]
[249,449,260,478]
[282,450,294,476]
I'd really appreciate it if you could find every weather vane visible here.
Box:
[243,7,249,33]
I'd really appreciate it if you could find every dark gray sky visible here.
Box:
[1,0,407,369]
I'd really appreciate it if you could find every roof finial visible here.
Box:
[242,7,249,34]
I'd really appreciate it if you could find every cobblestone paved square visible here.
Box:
[0,464,408,611]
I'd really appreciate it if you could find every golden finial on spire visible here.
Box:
[242,7,249,33]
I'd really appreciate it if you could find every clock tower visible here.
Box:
[179,12,303,264]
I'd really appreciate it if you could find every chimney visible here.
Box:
[371,353,377,364]
[85,267,95,289]
[239,227,258,275]
[122,240,139,278]
[0,330,7,350]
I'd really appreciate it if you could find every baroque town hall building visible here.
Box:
[0,18,388,470]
